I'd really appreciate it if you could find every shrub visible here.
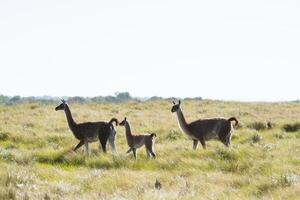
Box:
[0,148,14,161]
[251,134,262,143]
[256,173,298,196]
[273,133,284,139]
[0,132,9,141]
[274,173,298,187]
[8,189,16,200]
[282,123,300,132]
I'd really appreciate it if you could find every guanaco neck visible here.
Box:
[176,108,191,134]
[124,122,133,141]
[64,104,77,132]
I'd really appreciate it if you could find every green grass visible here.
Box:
[0,100,300,199]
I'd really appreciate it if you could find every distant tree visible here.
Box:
[0,95,9,104]
[68,96,88,104]
[7,96,22,105]
[148,96,163,101]
[0,92,204,105]
[25,96,36,103]
[115,92,131,102]
[91,96,105,103]
[104,95,117,103]
[184,97,202,101]
[165,97,178,102]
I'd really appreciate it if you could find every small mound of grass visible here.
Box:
[251,134,263,143]
[214,148,240,161]
[0,132,9,141]
[30,104,39,110]
[282,123,300,132]
[36,150,88,167]
[165,130,182,141]
[275,173,298,187]
[208,148,254,173]
[35,150,69,164]
[273,133,284,139]
[0,148,14,161]
[247,122,267,131]
[64,153,86,166]
[220,161,251,173]
[256,172,298,196]
[86,156,112,169]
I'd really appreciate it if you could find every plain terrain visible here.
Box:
[0,100,299,200]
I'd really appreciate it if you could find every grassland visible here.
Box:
[0,100,299,200]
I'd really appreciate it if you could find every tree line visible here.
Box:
[0,93,203,105]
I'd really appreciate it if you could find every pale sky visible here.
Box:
[0,0,299,101]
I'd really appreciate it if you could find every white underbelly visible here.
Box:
[133,140,145,148]
[204,131,219,140]
[86,136,98,142]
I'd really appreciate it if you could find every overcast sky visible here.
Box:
[0,0,299,101]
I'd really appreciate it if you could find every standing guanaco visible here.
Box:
[119,117,156,159]
[55,99,118,155]
[171,100,238,149]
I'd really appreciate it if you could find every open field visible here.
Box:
[0,100,300,200]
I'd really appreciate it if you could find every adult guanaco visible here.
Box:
[55,99,118,155]
[119,117,156,159]
[171,100,238,149]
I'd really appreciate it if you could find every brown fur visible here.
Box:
[55,100,118,155]
[119,117,156,159]
[171,100,238,149]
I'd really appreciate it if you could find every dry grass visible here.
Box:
[0,100,300,199]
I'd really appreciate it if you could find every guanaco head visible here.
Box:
[55,99,67,111]
[119,117,127,126]
[171,100,181,113]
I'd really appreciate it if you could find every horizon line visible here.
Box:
[0,93,299,104]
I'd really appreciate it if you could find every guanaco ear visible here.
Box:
[124,117,127,121]
[61,99,66,104]
[178,100,181,105]
[172,101,176,105]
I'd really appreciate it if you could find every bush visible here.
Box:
[282,123,300,132]
[0,132,9,141]
[0,148,14,161]
[275,173,298,187]
[251,134,262,143]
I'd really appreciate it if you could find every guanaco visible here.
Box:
[119,117,156,159]
[55,99,118,155]
[171,100,238,149]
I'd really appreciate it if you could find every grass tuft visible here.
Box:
[274,172,298,187]
[256,172,298,196]
[0,148,15,161]
[247,122,267,131]
[35,150,68,164]
[251,134,263,143]
[0,131,9,141]
[165,130,182,141]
